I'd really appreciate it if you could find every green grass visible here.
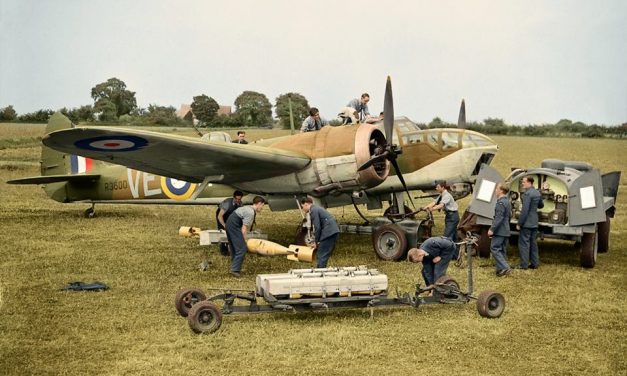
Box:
[0,130,625,375]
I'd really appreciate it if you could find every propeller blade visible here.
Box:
[383,76,394,142]
[390,158,415,209]
[357,151,390,172]
[457,99,466,129]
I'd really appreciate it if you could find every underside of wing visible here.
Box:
[43,127,311,183]
[7,174,100,185]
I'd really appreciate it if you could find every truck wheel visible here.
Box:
[477,290,505,318]
[477,227,491,258]
[579,229,598,268]
[597,216,610,253]
[187,301,223,334]
[175,288,207,317]
[372,224,408,261]
[508,234,518,246]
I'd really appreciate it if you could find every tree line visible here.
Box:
[425,117,626,138]
[0,77,625,138]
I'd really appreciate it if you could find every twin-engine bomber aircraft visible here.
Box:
[10,78,498,218]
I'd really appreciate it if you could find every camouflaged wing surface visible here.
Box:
[43,127,311,183]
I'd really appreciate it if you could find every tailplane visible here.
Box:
[7,113,100,202]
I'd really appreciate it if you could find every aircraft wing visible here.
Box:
[7,174,100,185]
[43,127,311,183]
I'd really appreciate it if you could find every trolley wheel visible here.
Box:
[187,301,223,334]
[434,275,460,299]
[579,229,598,268]
[84,207,95,218]
[477,227,491,258]
[174,288,207,317]
[476,290,505,318]
[435,275,459,289]
[372,223,408,261]
[597,216,610,253]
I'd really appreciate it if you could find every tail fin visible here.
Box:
[41,112,74,177]
[7,113,100,202]
[42,113,99,176]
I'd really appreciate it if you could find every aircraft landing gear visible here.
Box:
[84,205,96,218]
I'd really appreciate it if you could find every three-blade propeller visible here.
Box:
[357,76,414,208]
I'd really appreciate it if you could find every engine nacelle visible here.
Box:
[235,124,390,195]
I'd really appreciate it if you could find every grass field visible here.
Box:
[0,123,625,375]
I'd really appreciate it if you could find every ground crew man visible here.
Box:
[232,131,248,144]
[300,197,339,268]
[407,236,457,286]
[422,181,460,255]
[216,190,244,256]
[516,176,544,269]
[488,183,512,276]
[225,196,266,278]
[300,107,328,132]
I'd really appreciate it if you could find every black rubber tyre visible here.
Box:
[477,227,491,258]
[477,290,506,318]
[187,301,223,334]
[508,234,519,247]
[435,275,459,289]
[579,229,598,268]
[84,207,95,218]
[434,275,460,299]
[174,288,207,317]
[372,224,408,261]
[597,216,610,253]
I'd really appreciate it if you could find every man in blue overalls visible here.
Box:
[516,176,544,269]
[422,181,460,256]
[216,190,244,256]
[488,183,512,276]
[407,236,457,286]
[225,196,266,278]
[300,197,339,268]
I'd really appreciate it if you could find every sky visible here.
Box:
[1,0,625,125]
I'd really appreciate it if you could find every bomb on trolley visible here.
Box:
[174,234,505,334]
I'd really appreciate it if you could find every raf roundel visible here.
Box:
[74,135,148,152]
[161,177,198,201]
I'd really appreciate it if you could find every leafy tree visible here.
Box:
[74,105,95,122]
[17,109,54,123]
[97,100,118,122]
[428,117,446,128]
[582,125,604,138]
[210,114,240,128]
[234,91,272,127]
[91,77,137,119]
[145,104,179,126]
[191,95,219,126]
[0,105,17,121]
[275,93,309,130]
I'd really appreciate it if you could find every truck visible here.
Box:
[466,159,620,268]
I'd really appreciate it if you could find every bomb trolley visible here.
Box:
[174,234,505,334]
